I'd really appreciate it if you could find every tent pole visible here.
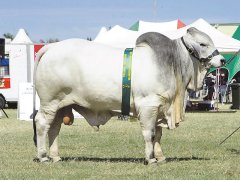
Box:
[215,68,220,111]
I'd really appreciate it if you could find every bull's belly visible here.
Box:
[46,85,122,112]
[77,95,122,111]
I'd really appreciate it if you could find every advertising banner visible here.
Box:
[0,77,10,88]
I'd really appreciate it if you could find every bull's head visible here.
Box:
[181,27,226,90]
[182,27,225,67]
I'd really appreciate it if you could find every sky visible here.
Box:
[0,0,240,42]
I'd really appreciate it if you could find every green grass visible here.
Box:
[1,108,240,179]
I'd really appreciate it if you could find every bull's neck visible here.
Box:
[174,38,196,90]
[177,38,208,91]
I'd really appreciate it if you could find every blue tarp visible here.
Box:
[0,58,9,66]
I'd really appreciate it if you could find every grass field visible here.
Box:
[1,107,240,179]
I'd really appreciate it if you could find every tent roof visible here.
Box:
[94,19,186,48]
[94,27,108,42]
[94,25,140,48]
[129,21,139,31]
[129,19,185,32]
[232,26,240,40]
[11,29,32,44]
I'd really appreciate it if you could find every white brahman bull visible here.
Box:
[33,27,225,164]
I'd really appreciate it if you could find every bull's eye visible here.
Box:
[200,43,207,47]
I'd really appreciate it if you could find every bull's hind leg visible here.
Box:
[35,109,51,162]
[35,107,57,162]
[138,106,158,165]
[48,110,63,162]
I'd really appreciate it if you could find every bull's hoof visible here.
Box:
[40,157,50,163]
[144,158,157,165]
[92,126,99,132]
[157,156,166,164]
[149,158,158,164]
[51,156,62,163]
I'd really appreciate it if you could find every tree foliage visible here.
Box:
[39,38,60,43]
[3,33,14,40]
[87,37,92,41]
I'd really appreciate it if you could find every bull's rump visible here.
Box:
[35,39,125,110]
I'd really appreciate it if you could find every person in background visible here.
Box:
[219,74,227,103]
[227,78,236,103]
[203,73,216,101]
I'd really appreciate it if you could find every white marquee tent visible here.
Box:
[94,27,108,41]
[11,28,32,44]
[94,19,186,48]
[7,29,35,120]
[129,19,186,32]
[2,28,34,104]
[94,18,240,53]
[94,25,140,48]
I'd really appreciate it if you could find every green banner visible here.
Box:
[121,48,133,116]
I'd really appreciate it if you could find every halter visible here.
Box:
[181,37,220,63]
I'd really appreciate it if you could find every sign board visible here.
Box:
[18,82,36,121]
[18,82,83,121]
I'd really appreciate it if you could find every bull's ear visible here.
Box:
[187,27,200,34]
[182,34,201,58]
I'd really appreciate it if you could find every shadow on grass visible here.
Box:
[33,157,144,163]
[33,156,210,163]
[166,156,210,162]
[61,157,145,163]
[60,156,210,163]
[227,148,240,155]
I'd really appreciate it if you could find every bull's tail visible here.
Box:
[32,44,52,146]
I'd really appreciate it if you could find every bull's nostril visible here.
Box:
[221,59,226,65]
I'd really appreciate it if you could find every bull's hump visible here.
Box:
[136,32,171,47]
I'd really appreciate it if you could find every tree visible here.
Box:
[39,39,45,43]
[47,38,59,43]
[3,33,14,40]
[39,38,59,43]
[87,37,92,41]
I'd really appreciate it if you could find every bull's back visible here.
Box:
[36,39,124,109]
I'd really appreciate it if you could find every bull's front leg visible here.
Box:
[139,106,158,165]
[153,125,166,163]
[48,110,63,163]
